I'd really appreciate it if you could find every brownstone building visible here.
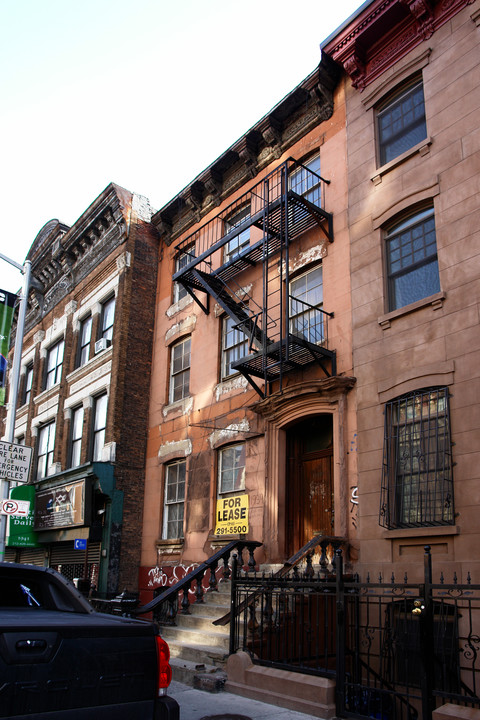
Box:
[139,56,358,599]
[322,0,480,581]
[3,183,158,596]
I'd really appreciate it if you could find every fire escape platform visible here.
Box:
[173,191,333,290]
[231,334,336,382]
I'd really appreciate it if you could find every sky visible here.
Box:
[0,0,363,295]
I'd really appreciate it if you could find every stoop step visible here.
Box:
[161,581,232,688]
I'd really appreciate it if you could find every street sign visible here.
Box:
[0,441,33,484]
[0,499,30,516]
[74,539,87,550]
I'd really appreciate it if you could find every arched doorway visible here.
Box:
[286,414,334,557]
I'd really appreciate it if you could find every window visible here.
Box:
[221,316,249,379]
[100,297,115,342]
[23,363,33,405]
[162,460,186,539]
[377,78,427,165]
[77,316,92,367]
[385,206,440,311]
[92,394,108,462]
[380,387,454,529]
[289,154,321,206]
[224,207,250,263]
[36,421,56,480]
[169,337,190,403]
[70,406,84,468]
[174,247,195,304]
[45,339,65,390]
[289,266,324,344]
[218,443,246,494]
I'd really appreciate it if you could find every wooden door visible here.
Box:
[286,416,334,558]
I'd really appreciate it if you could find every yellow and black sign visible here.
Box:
[215,494,249,536]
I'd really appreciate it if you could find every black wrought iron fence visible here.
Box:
[230,546,480,720]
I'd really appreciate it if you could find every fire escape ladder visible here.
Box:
[191,268,271,353]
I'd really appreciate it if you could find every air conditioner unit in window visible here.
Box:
[95,338,111,354]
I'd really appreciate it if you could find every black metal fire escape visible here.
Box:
[172,157,336,398]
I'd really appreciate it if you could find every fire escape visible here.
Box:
[172,158,336,398]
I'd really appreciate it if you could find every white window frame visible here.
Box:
[173,246,195,304]
[289,266,324,344]
[70,405,84,468]
[289,154,321,206]
[221,316,249,380]
[78,315,92,367]
[169,337,191,403]
[36,421,56,480]
[100,297,115,342]
[23,363,33,405]
[45,339,65,390]
[92,393,108,462]
[224,206,250,263]
[162,460,186,540]
[218,443,246,495]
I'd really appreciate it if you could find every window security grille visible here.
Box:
[380,387,454,528]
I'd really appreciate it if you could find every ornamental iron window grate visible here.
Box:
[380,387,454,528]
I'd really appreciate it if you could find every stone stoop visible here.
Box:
[160,579,232,688]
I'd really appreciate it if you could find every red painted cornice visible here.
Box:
[322,0,474,90]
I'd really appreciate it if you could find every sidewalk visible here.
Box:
[168,680,323,720]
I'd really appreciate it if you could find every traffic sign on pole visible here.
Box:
[0,441,33,484]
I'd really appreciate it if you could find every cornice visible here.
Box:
[152,57,340,244]
[20,184,134,333]
[322,0,474,90]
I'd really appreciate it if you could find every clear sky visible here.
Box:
[0,0,362,294]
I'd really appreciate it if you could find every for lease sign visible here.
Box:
[0,441,33,484]
[215,494,249,536]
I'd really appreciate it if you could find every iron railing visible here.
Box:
[135,540,261,625]
[230,546,480,720]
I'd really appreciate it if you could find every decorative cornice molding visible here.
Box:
[152,59,340,242]
[322,0,474,90]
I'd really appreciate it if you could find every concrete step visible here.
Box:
[168,638,229,667]
[174,612,231,633]
[161,624,230,649]
[170,657,227,690]
[162,579,233,687]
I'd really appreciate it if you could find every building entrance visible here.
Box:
[286,415,333,558]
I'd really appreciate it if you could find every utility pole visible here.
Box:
[0,255,31,561]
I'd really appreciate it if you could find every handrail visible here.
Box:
[135,539,262,616]
[214,534,347,626]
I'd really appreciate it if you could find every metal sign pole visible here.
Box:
[0,258,31,561]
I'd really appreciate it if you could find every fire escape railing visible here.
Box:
[172,158,336,397]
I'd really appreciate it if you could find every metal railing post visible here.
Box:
[420,545,435,720]
[229,553,238,656]
[335,548,346,717]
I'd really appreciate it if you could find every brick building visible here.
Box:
[322,0,480,580]
[139,56,358,601]
[3,183,158,596]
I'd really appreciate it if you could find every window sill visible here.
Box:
[384,525,459,540]
[156,539,184,554]
[371,136,432,185]
[378,291,445,330]
[66,345,113,384]
[162,396,193,419]
[166,294,193,318]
